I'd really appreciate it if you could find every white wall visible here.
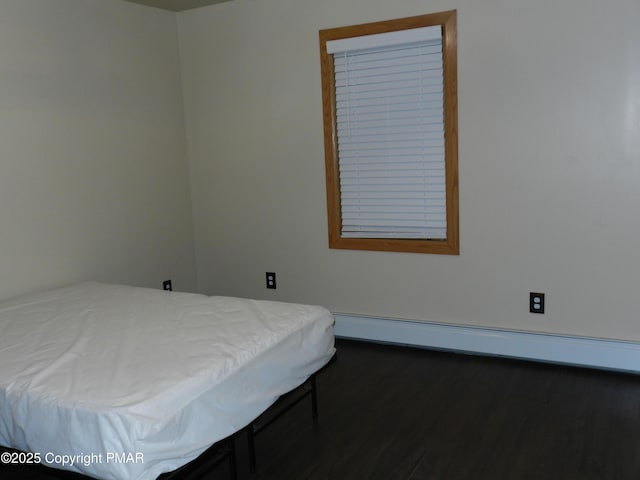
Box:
[178,0,640,342]
[0,0,197,300]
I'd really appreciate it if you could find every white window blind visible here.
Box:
[328,26,446,239]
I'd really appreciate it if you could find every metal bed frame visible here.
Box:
[246,351,337,471]
[246,374,318,472]
[163,372,320,479]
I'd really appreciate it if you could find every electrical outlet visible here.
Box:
[163,280,172,291]
[266,272,276,289]
[530,292,545,314]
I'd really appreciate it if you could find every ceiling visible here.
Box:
[124,0,231,12]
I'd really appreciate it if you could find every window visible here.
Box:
[319,11,458,254]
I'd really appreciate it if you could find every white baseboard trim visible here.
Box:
[334,313,640,374]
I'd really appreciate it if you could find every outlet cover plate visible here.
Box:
[266,272,276,289]
[530,292,545,314]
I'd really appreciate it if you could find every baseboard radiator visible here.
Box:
[334,314,640,374]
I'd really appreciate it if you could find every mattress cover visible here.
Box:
[0,282,335,480]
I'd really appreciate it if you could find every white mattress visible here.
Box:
[0,282,335,480]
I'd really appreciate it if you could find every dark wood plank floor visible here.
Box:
[4,338,640,479]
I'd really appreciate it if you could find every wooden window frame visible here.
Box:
[319,10,459,255]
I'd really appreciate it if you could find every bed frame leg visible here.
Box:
[311,374,318,421]
[228,437,237,480]
[246,373,320,473]
[247,425,257,473]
